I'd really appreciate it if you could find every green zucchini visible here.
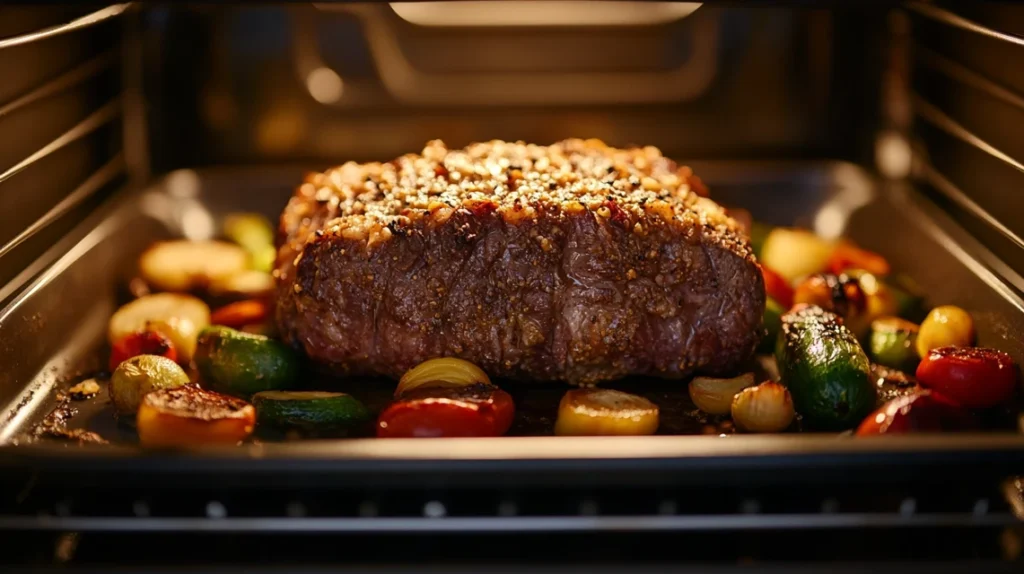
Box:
[775,305,876,430]
[195,326,299,398]
[869,316,920,372]
[757,297,785,354]
[252,391,370,432]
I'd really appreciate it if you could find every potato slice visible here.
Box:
[208,270,275,300]
[140,240,248,292]
[554,388,659,436]
[137,385,255,448]
[760,228,836,284]
[108,293,211,362]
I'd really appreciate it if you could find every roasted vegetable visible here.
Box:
[194,326,300,398]
[757,297,785,354]
[916,347,1019,409]
[749,221,773,259]
[869,317,920,372]
[208,270,275,301]
[776,305,876,430]
[759,228,836,284]
[826,240,890,277]
[109,355,191,415]
[554,388,659,436]
[253,391,370,433]
[377,383,515,438]
[689,373,755,415]
[137,385,255,447]
[140,240,249,293]
[793,273,867,320]
[210,299,269,330]
[887,274,927,322]
[855,391,974,436]
[916,305,974,358]
[731,382,795,433]
[760,265,793,309]
[108,293,210,363]
[223,213,276,273]
[109,330,177,372]
[396,357,491,398]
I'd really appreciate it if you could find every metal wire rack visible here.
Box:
[904,1,1024,279]
[0,3,136,297]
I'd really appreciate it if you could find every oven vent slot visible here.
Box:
[1,481,1019,533]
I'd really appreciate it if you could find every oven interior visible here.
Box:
[1,1,1024,570]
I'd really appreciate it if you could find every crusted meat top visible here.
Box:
[282,139,751,261]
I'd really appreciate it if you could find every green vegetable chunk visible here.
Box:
[869,317,920,372]
[757,297,785,354]
[223,213,276,272]
[749,221,774,260]
[775,305,876,430]
[195,326,299,398]
[110,355,191,415]
[887,274,927,322]
[252,391,370,432]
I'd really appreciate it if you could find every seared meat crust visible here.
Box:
[275,139,763,384]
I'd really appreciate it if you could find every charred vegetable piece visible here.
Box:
[377,384,515,438]
[855,391,974,436]
[109,355,191,415]
[760,265,793,309]
[869,317,920,372]
[137,385,255,448]
[253,391,370,433]
[68,379,101,400]
[731,382,795,433]
[109,330,177,372]
[759,228,836,284]
[140,240,249,293]
[757,297,785,354]
[554,388,659,436]
[916,347,1019,409]
[395,357,492,398]
[195,326,300,399]
[689,373,755,415]
[793,273,867,320]
[916,306,974,358]
[776,305,876,430]
[826,240,891,277]
[223,213,276,273]
[887,274,927,322]
[108,293,210,363]
[210,299,269,330]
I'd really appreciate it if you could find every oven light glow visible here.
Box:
[388,2,703,27]
[306,67,345,104]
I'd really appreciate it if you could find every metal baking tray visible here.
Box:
[0,160,1023,494]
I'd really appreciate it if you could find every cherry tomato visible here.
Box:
[109,330,178,372]
[211,299,269,329]
[826,241,890,277]
[376,384,515,438]
[855,391,974,436]
[760,265,794,309]
[916,346,1019,409]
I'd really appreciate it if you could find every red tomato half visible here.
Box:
[916,346,1019,409]
[855,391,974,436]
[826,241,890,277]
[760,265,794,309]
[109,330,178,372]
[377,384,515,438]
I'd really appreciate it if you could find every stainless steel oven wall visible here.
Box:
[0,5,126,299]
[143,2,888,171]
[903,1,1024,283]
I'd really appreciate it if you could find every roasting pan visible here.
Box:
[0,160,1023,525]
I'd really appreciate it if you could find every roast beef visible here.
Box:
[275,139,764,385]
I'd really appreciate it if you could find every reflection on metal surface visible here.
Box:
[0,51,115,120]
[256,106,306,154]
[305,67,344,104]
[906,1,1024,49]
[308,5,719,106]
[812,163,874,240]
[913,94,1024,174]
[876,130,912,179]
[0,3,130,50]
[385,2,703,28]
[915,46,1024,114]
